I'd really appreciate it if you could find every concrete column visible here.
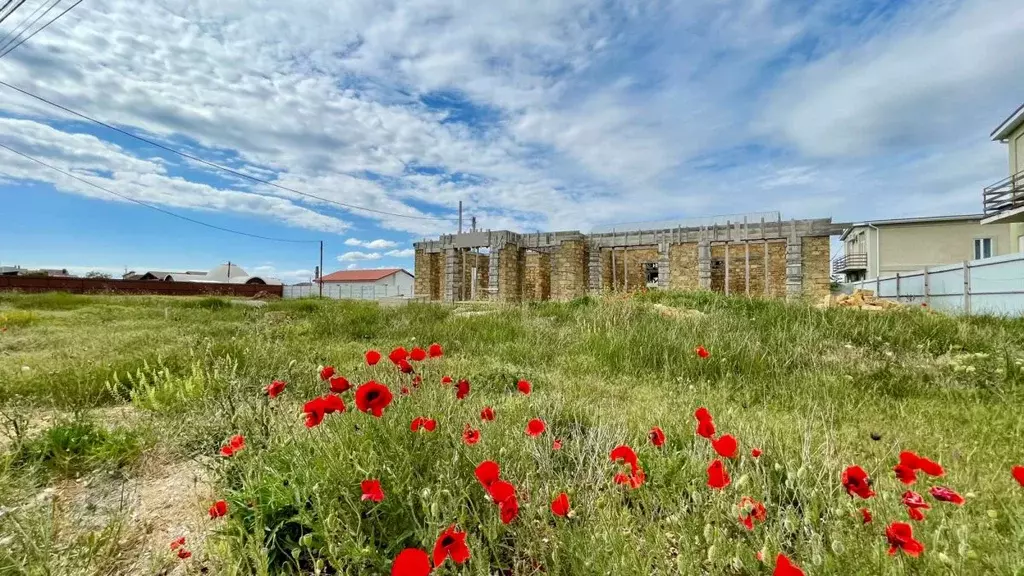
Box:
[488,247,499,301]
[658,234,670,289]
[786,237,803,300]
[443,248,462,303]
[698,232,712,290]
[587,241,602,292]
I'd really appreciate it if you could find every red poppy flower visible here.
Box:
[929,486,965,505]
[648,426,665,447]
[517,379,531,395]
[319,365,335,381]
[401,386,411,396]
[303,397,327,428]
[893,463,917,485]
[886,522,924,557]
[707,459,730,489]
[551,492,570,517]
[355,381,393,417]
[613,469,647,489]
[410,347,427,361]
[696,418,716,439]
[220,445,235,457]
[389,347,409,364]
[861,507,872,524]
[428,343,443,358]
[455,379,470,400]
[423,418,436,431]
[391,548,430,576]
[712,434,738,459]
[462,426,480,445]
[329,375,351,393]
[432,525,471,567]
[841,465,876,499]
[773,553,804,576]
[170,536,186,550]
[396,359,414,374]
[526,418,546,437]
[737,496,766,530]
[475,460,500,488]
[1013,465,1024,487]
[265,380,287,398]
[695,345,710,359]
[498,492,519,524]
[412,375,422,387]
[322,393,345,414]
[220,434,245,457]
[553,439,563,451]
[751,447,762,458]
[899,451,921,469]
[694,407,713,422]
[917,457,944,477]
[902,490,930,521]
[480,406,495,421]
[366,350,382,366]
[208,499,227,519]
[411,417,436,432]
[441,375,453,385]
[610,445,640,471]
[361,479,384,503]
[177,548,192,560]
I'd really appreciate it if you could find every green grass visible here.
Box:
[0,291,1023,575]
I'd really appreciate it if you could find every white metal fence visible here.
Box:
[283,284,409,300]
[841,252,1024,316]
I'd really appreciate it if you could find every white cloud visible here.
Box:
[346,263,359,270]
[338,251,382,262]
[345,238,399,249]
[385,248,415,258]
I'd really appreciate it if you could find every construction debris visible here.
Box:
[819,289,905,311]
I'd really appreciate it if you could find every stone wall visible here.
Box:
[523,252,551,300]
[668,243,699,291]
[600,246,658,291]
[497,244,524,302]
[551,239,588,300]
[706,242,789,297]
[801,236,831,302]
[414,249,443,301]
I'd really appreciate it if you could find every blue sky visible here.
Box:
[1,0,1023,282]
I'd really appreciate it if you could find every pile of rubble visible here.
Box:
[820,289,905,311]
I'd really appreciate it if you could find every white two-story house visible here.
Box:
[982,102,1024,250]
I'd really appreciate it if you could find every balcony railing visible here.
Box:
[833,253,868,274]
[983,169,1024,217]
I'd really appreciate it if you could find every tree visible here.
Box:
[85,271,112,279]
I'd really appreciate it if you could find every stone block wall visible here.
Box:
[767,242,787,298]
[414,249,441,300]
[600,246,658,291]
[498,244,524,302]
[523,252,551,301]
[801,236,831,302]
[707,242,788,297]
[668,243,699,291]
[552,239,588,300]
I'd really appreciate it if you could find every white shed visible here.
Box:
[316,268,415,299]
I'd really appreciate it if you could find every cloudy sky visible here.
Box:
[1,0,1022,282]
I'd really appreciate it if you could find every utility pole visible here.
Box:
[319,240,324,298]
[458,201,463,234]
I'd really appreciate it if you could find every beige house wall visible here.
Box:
[849,221,1016,276]
[1010,122,1024,175]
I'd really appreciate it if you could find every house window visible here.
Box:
[973,237,993,260]
[643,262,659,286]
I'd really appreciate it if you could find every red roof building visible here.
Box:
[314,268,415,298]
[317,268,411,283]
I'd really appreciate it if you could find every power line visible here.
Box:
[0,80,457,223]
[0,0,28,26]
[0,0,62,55]
[0,0,81,59]
[0,141,321,244]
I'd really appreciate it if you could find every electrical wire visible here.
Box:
[0,0,27,26]
[0,80,458,222]
[0,0,80,59]
[0,0,61,54]
[0,142,321,244]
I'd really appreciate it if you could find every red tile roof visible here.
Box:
[318,268,410,283]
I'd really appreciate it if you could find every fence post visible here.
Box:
[923,266,930,306]
[963,260,971,315]
[896,273,901,300]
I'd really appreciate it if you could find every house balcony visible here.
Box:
[982,169,1024,224]
[833,253,868,275]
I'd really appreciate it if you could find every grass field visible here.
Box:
[1,291,1023,575]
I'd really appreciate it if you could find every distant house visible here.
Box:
[317,268,414,297]
[128,263,281,285]
[1,266,73,277]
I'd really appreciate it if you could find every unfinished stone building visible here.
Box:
[414,213,837,303]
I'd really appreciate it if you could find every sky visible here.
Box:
[1,0,1023,283]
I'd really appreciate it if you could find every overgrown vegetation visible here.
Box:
[0,292,1022,575]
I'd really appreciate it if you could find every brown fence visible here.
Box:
[0,276,283,298]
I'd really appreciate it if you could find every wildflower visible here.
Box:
[893,463,917,485]
[551,492,570,517]
[841,465,876,499]
[398,359,415,374]
[441,375,453,385]
[170,537,185,550]
[861,508,873,524]
[480,406,495,421]
[610,445,640,471]
[648,426,666,447]
[613,469,647,489]
[432,525,471,567]
[707,459,730,489]
[329,375,351,393]
[886,522,924,557]
[428,343,443,358]
[526,418,546,437]
[361,479,384,503]
[177,548,192,560]
[488,480,519,523]
[411,417,436,432]
[475,460,500,488]
[322,393,345,414]
[391,548,430,576]
[929,486,965,505]
[208,500,227,519]
[1013,465,1024,487]
[917,457,945,477]
[303,397,327,428]
[462,426,481,445]
[389,347,409,364]
[219,434,246,457]
[902,490,930,521]
[737,496,766,530]
[410,347,427,361]
[355,381,393,417]
[319,365,335,381]
[694,407,713,422]
[455,379,470,400]
[517,379,531,395]
[712,434,738,459]
[265,380,287,398]
[695,345,710,359]
[697,419,716,439]
[773,553,804,576]
[412,375,422,387]
[553,439,563,451]
[401,386,411,395]
[751,448,762,458]
[366,350,381,366]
